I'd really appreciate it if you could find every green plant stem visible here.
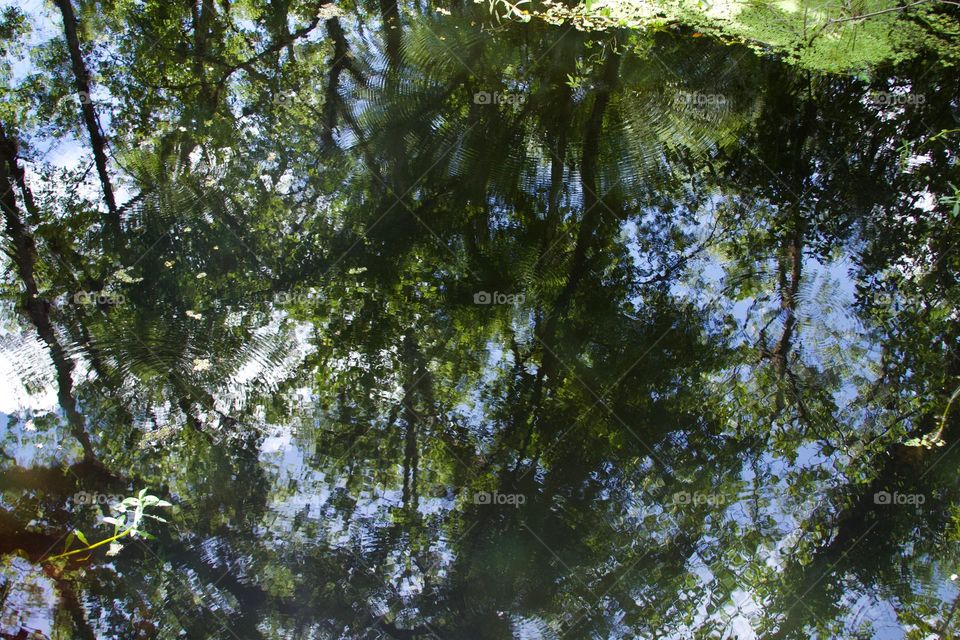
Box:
[47,527,133,561]
[932,382,960,442]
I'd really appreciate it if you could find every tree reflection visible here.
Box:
[0,2,958,638]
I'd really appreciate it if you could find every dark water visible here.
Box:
[1,2,959,638]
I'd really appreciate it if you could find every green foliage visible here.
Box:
[0,0,958,636]
[49,489,172,562]
[478,0,534,22]
[513,0,960,72]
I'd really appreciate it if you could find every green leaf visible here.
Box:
[74,529,89,546]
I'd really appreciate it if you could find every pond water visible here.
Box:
[0,1,959,638]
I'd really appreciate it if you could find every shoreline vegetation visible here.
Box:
[486,0,960,71]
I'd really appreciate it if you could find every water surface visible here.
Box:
[1,2,959,638]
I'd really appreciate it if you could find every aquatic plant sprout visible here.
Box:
[48,489,172,562]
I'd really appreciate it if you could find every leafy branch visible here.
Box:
[905,381,960,449]
[476,0,533,22]
[48,488,172,561]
